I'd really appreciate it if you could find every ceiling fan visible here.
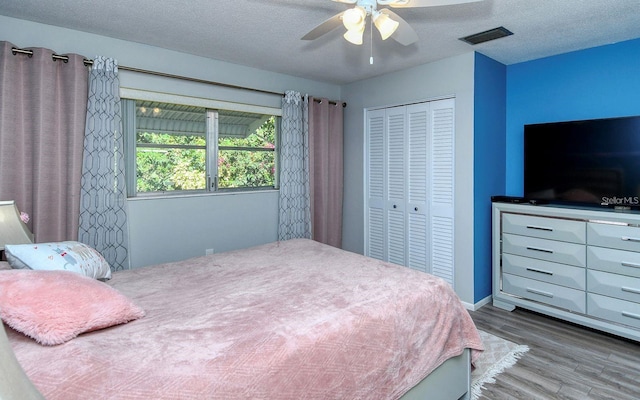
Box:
[302,0,482,47]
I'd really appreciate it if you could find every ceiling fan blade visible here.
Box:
[385,0,483,8]
[382,9,418,46]
[301,11,345,41]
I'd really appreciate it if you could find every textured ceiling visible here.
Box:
[0,0,639,85]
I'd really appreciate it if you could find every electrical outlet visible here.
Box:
[205,248,214,256]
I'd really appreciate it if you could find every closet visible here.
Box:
[364,98,455,286]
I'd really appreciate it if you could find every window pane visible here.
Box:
[136,143,206,191]
[126,97,280,196]
[218,149,275,188]
[135,101,207,193]
[217,111,277,189]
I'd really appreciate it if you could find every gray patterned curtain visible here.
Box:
[278,91,311,241]
[78,56,129,271]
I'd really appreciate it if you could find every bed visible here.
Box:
[1,238,483,399]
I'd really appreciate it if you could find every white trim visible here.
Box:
[127,188,278,201]
[461,294,492,311]
[120,88,282,116]
[365,94,456,112]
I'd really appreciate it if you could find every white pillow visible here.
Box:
[4,241,111,280]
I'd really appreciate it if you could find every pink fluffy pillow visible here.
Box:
[0,269,144,345]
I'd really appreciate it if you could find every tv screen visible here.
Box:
[524,116,640,208]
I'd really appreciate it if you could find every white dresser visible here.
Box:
[493,202,640,341]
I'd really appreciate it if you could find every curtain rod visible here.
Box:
[11,47,346,107]
[314,98,347,108]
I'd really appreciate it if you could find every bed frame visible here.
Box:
[401,349,471,400]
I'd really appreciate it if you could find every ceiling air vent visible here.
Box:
[459,26,513,45]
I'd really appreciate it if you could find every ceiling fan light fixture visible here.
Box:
[373,11,399,40]
[344,26,365,45]
[342,6,366,30]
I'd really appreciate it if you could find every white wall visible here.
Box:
[341,52,476,303]
[0,15,342,268]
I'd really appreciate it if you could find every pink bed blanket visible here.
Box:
[8,239,483,399]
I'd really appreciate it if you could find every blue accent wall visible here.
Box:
[505,38,640,195]
[474,53,506,302]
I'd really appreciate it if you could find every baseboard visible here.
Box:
[461,295,492,311]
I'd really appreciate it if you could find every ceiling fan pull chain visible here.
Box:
[370,15,374,64]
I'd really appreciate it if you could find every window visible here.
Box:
[123,99,279,196]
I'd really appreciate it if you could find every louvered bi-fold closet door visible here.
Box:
[365,106,407,265]
[386,107,407,266]
[429,98,455,287]
[365,99,455,286]
[406,103,429,272]
[365,109,386,261]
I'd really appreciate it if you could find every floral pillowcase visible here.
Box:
[4,241,111,280]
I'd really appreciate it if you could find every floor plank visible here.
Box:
[469,304,640,400]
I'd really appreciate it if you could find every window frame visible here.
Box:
[122,89,281,198]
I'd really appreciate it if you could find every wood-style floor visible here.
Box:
[468,304,640,400]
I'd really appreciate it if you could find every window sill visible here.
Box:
[127,188,279,201]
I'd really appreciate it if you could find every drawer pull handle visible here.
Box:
[526,246,554,254]
[526,225,553,232]
[526,267,553,276]
[621,236,640,243]
[622,311,640,321]
[621,262,640,269]
[526,287,553,298]
[621,286,640,295]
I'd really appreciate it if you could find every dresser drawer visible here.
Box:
[587,222,640,252]
[503,213,585,243]
[587,293,640,330]
[503,253,585,290]
[502,233,586,267]
[586,246,640,278]
[587,270,640,303]
[502,273,586,313]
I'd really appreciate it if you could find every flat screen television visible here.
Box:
[524,115,640,209]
